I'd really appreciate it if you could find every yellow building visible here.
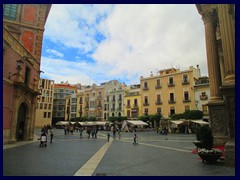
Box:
[124,84,141,120]
[140,66,201,118]
[35,78,54,128]
[82,84,105,120]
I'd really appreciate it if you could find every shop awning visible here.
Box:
[170,120,184,125]
[127,120,148,126]
[55,121,69,125]
[191,120,209,125]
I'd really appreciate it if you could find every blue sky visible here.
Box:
[40,4,207,85]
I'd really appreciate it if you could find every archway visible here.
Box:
[16,103,27,141]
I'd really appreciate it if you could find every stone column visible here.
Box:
[202,11,228,146]
[202,11,222,102]
[218,4,235,85]
[218,4,235,167]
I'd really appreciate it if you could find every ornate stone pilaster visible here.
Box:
[218,4,235,85]
[202,11,222,102]
[208,101,228,146]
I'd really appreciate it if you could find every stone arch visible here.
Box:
[15,101,30,141]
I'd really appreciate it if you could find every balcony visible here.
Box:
[183,99,191,103]
[168,100,176,104]
[143,103,149,106]
[168,83,175,87]
[155,101,162,105]
[133,104,138,108]
[126,105,131,108]
[182,80,190,85]
[143,87,149,91]
[200,95,208,100]
[97,106,102,110]
[155,85,162,89]
[96,96,102,100]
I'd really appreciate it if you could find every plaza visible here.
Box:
[3,129,235,176]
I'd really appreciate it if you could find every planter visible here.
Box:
[193,141,203,149]
[198,152,222,163]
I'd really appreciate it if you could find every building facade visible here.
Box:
[3,4,51,144]
[35,78,54,128]
[124,84,142,119]
[140,66,201,119]
[103,80,126,120]
[196,4,235,166]
[194,76,210,118]
[52,83,77,124]
[82,84,105,121]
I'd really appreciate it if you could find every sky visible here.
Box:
[40,4,207,86]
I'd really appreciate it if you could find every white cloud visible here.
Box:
[43,4,208,85]
[46,49,64,57]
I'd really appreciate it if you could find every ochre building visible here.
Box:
[3,4,51,144]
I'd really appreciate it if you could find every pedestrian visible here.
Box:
[50,128,54,143]
[107,133,110,142]
[64,126,67,135]
[113,129,116,139]
[133,133,138,145]
[118,130,121,139]
[79,127,83,139]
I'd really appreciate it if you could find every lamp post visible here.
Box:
[9,59,24,79]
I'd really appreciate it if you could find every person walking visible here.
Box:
[133,133,138,145]
[50,128,54,143]
[118,129,121,139]
[107,133,110,142]
[113,129,116,139]
[79,127,83,139]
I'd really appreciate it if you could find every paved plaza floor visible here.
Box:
[3,128,235,176]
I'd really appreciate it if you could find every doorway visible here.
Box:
[16,103,27,141]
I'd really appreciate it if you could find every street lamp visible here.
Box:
[9,59,24,79]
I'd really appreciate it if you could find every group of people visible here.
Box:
[39,125,54,147]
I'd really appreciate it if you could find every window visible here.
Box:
[170,107,175,116]
[44,112,47,118]
[119,94,122,101]
[107,96,109,102]
[127,99,131,107]
[157,107,161,114]
[44,104,47,109]
[169,77,174,85]
[3,4,18,20]
[24,67,30,85]
[170,93,174,101]
[143,82,149,90]
[183,74,189,84]
[156,94,161,104]
[202,105,208,113]
[156,79,161,87]
[144,96,148,105]
[112,95,115,102]
[118,103,122,111]
[144,108,148,116]
[134,99,138,107]
[184,91,189,101]
[40,103,43,109]
[48,112,51,118]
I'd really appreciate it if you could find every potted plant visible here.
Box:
[195,126,223,163]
